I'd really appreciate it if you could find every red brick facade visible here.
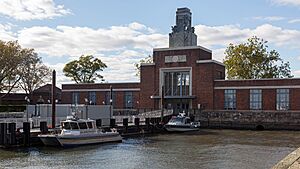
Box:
[61,46,300,113]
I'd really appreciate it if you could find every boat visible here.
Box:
[38,115,122,147]
[164,113,200,132]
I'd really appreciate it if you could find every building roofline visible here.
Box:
[62,82,140,86]
[153,45,212,53]
[196,60,225,66]
[214,78,300,82]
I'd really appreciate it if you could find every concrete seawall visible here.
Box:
[272,147,300,169]
[195,110,300,130]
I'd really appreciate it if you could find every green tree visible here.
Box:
[63,55,107,83]
[224,36,293,79]
[0,41,25,95]
[134,55,153,77]
[18,49,51,94]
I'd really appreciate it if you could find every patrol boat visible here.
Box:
[38,115,122,147]
[165,113,200,132]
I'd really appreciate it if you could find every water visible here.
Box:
[1,129,300,169]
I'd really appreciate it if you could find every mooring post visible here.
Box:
[96,119,102,128]
[40,121,48,134]
[123,118,128,133]
[145,118,150,130]
[8,123,16,145]
[134,118,140,127]
[110,119,115,128]
[0,123,6,145]
[23,122,30,147]
[51,70,56,129]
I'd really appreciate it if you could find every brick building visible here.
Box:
[61,8,300,115]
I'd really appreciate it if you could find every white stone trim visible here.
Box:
[62,88,140,92]
[215,78,300,81]
[214,86,300,90]
[154,45,212,53]
[159,67,192,97]
[196,60,225,66]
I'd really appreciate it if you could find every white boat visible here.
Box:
[38,115,122,147]
[165,113,200,132]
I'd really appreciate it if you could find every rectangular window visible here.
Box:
[276,89,289,110]
[88,91,96,105]
[163,71,190,96]
[124,92,133,109]
[224,89,236,110]
[250,89,262,110]
[105,91,116,107]
[72,92,80,105]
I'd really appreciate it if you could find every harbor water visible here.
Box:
[1,129,300,169]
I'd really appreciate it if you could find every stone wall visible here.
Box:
[194,110,300,130]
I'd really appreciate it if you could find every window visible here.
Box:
[250,89,262,110]
[224,89,236,110]
[276,89,289,110]
[72,92,80,105]
[87,122,93,129]
[105,91,116,106]
[124,92,133,109]
[63,122,71,130]
[163,71,190,96]
[88,91,96,105]
[78,122,88,129]
[70,122,79,129]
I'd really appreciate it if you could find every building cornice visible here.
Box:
[62,88,140,92]
[214,85,300,90]
[215,78,300,82]
[196,60,225,66]
[153,45,212,53]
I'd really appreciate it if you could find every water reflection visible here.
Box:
[0,129,299,169]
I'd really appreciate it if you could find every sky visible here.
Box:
[1,0,300,87]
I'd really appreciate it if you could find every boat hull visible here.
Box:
[165,125,200,132]
[39,132,122,147]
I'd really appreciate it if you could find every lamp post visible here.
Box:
[24,96,30,122]
[84,98,89,119]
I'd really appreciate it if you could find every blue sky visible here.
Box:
[0,0,300,87]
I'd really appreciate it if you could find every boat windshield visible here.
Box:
[87,122,93,129]
[62,122,71,129]
[169,117,184,123]
[70,122,79,129]
[78,122,88,129]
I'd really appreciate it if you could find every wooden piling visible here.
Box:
[0,123,6,145]
[8,123,16,145]
[23,122,30,147]
[96,119,102,127]
[110,119,116,128]
[40,121,48,134]
[123,118,128,133]
[134,118,140,127]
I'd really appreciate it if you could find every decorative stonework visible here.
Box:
[169,8,197,48]
[165,55,186,63]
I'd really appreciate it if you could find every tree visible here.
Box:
[63,55,107,83]
[18,49,51,94]
[134,55,153,77]
[0,41,25,95]
[224,36,293,79]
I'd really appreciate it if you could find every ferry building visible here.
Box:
[61,8,300,118]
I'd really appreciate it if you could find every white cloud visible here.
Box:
[0,0,71,20]
[195,24,300,49]
[17,23,167,57]
[0,23,16,41]
[271,0,300,7]
[293,70,300,77]
[252,16,285,21]
[288,19,300,23]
